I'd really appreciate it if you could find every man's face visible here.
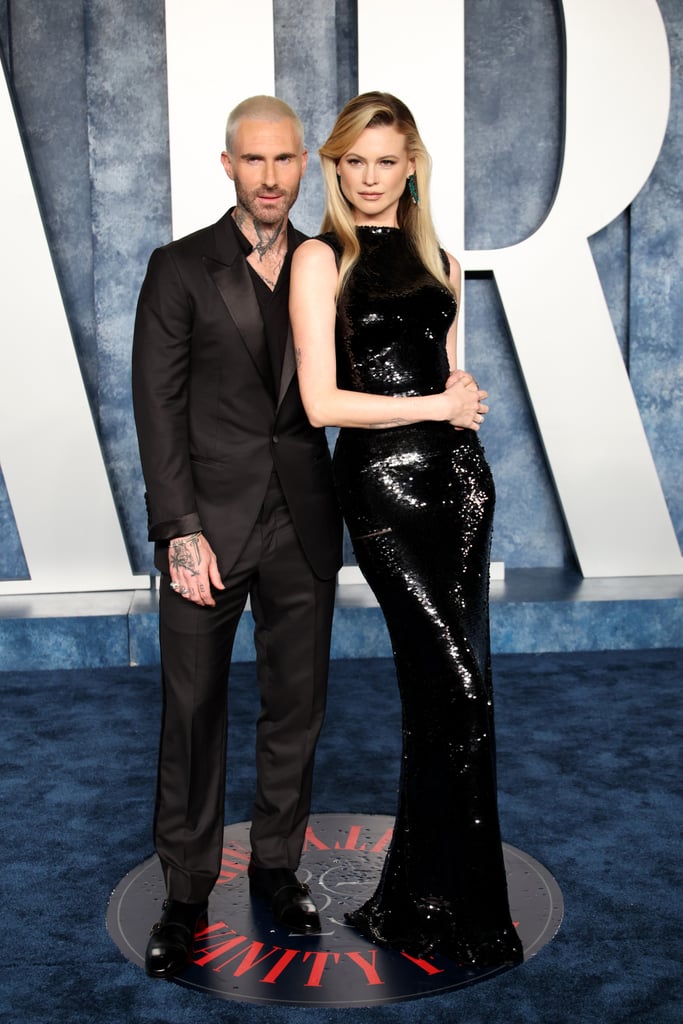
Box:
[221,118,307,225]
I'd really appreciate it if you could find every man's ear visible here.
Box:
[221,151,235,181]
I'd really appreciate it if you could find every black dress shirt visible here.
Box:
[229,213,293,398]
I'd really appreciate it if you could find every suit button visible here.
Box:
[272,435,279,444]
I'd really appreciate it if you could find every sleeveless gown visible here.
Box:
[324,226,522,968]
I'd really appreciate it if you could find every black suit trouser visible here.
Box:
[154,477,336,903]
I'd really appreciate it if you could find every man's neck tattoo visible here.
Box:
[234,207,286,262]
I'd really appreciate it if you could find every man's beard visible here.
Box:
[233,180,300,226]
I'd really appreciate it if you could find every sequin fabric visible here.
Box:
[324,226,523,968]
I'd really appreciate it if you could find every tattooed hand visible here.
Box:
[169,532,202,575]
[168,532,225,607]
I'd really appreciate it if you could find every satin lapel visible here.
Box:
[205,252,271,386]
[275,224,307,414]
[276,326,296,413]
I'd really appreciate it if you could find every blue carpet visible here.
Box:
[0,649,681,1023]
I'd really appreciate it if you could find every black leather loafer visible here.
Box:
[247,863,321,934]
[145,898,208,979]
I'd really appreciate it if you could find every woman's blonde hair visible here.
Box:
[319,91,453,298]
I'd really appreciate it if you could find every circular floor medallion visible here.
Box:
[107,814,563,1006]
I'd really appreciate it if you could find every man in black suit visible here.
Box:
[132,96,342,980]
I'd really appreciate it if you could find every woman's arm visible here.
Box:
[289,240,487,430]
[442,252,489,428]
[445,251,462,372]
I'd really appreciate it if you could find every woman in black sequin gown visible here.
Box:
[290,93,522,969]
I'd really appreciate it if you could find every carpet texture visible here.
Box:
[0,648,681,1023]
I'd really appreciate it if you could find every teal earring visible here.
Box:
[408,173,419,206]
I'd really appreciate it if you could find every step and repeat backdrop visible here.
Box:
[0,0,681,595]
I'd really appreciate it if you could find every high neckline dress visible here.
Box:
[322,225,523,968]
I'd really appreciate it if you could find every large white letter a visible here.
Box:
[0,57,145,594]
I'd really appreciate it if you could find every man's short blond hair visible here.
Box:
[225,95,304,153]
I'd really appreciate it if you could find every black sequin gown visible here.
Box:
[324,226,522,968]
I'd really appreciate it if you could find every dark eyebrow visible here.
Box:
[240,151,297,160]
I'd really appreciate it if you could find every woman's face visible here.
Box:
[336,124,415,226]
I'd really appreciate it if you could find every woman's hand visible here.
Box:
[443,371,489,431]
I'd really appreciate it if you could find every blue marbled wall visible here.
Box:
[0,0,680,578]
[0,0,169,574]
[630,0,683,554]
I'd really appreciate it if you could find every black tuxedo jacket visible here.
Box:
[132,210,342,580]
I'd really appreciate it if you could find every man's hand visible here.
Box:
[168,532,225,606]
[444,370,489,431]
